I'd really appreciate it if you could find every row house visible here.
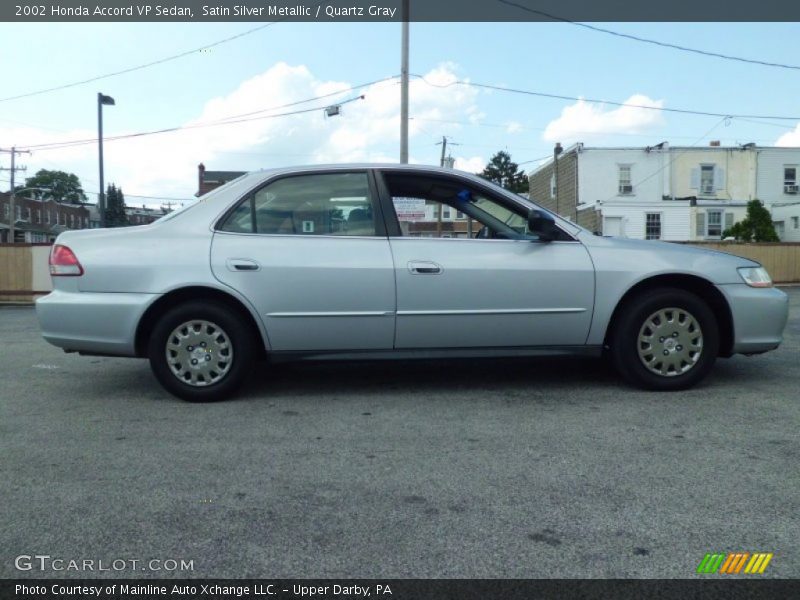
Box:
[125,205,169,225]
[197,163,246,197]
[0,193,90,243]
[529,143,800,241]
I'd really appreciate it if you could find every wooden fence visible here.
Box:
[0,243,52,303]
[683,242,800,283]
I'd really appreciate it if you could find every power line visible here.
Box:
[412,115,768,141]
[82,190,193,202]
[0,0,331,104]
[498,0,800,71]
[19,91,371,152]
[0,24,278,103]
[413,75,800,121]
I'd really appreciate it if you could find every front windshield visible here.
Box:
[458,170,584,235]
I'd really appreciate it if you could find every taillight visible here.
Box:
[49,244,84,276]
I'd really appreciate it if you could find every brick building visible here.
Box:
[0,193,90,243]
[197,163,246,197]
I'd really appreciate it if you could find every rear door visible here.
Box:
[210,170,396,352]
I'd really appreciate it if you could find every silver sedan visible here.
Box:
[36,164,789,401]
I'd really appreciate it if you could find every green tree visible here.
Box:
[22,169,87,204]
[479,150,529,194]
[104,184,129,228]
[722,200,780,242]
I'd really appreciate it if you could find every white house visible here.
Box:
[755,146,800,241]
[573,142,753,241]
[770,203,800,242]
[573,143,696,241]
[531,142,800,242]
[756,147,800,206]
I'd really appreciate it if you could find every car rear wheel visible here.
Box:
[610,288,719,391]
[148,301,255,401]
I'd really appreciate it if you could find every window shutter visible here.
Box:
[724,212,734,230]
[714,167,726,190]
[690,168,700,189]
[696,213,706,237]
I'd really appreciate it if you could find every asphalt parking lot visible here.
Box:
[1,288,798,579]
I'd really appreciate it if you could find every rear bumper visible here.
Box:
[718,284,789,354]
[36,289,159,357]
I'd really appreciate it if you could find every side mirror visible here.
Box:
[527,209,558,242]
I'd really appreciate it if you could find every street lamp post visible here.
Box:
[97,93,115,228]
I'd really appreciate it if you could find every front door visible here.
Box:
[211,171,396,352]
[378,171,595,349]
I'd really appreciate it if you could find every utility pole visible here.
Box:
[399,0,409,164]
[436,136,460,167]
[0,147,31,243]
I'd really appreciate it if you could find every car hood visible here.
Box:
[577,232,760,285]
[583,234,759,264]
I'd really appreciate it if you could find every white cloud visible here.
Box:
[0,62,482,204]
[453,156,485,173]
[506,121,523,134]
[775,124,800,146]
[542,94,665,143]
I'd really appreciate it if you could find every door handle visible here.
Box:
[408,261,442,275]
[226,258,260,272]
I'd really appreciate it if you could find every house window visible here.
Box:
[707,210,723,237]
[15,206,21,220]
[792,216,799,229]
[45,211,50,225]
[645,213,661,240]
[700,165,715,194]
[456,210,465,219]
[550,174,556,198]
[3,204,8,217]
[442,206,451,219]
[35,209,40,223]
[618,165,633,194]
[785,166,798,194]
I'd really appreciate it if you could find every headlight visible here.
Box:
[738,266,773,288]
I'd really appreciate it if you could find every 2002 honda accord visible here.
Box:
[36,164,789,401]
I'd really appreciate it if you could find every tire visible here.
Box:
[148,301,256,402]
[609,288,719,391]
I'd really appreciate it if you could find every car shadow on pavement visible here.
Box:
[240,356,623,399]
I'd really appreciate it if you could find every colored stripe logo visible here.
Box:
[697,552,773,574]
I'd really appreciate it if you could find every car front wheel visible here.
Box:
[610,288,719,391]
[148,301,255,401]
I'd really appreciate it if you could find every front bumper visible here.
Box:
[718,284,789,355]
[36,289,159,357]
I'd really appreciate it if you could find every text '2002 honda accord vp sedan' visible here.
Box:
[37,164,789,401]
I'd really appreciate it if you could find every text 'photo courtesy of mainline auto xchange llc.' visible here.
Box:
[14,583,390,597]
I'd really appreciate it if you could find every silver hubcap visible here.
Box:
[165,320,233,387]
[637,307,703,377]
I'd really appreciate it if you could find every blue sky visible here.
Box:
[1,21,799,206]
